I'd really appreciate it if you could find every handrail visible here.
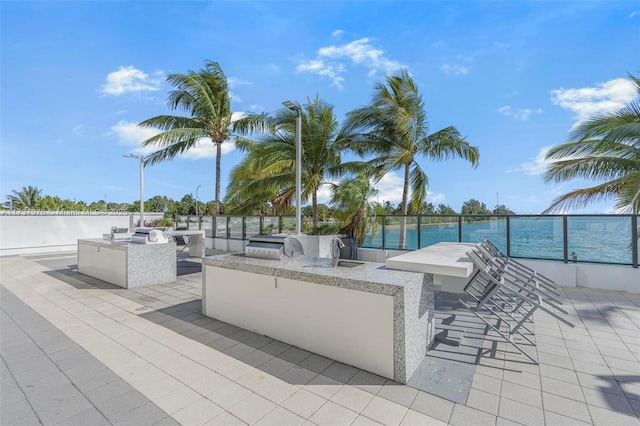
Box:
[176,213,639,268]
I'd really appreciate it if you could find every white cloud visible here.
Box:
[227,77,252,88]
[72,124,88,136]
[426,192,446,204]
[296,37,404,89]
[497,106,543,121]
[440,64,471,75]
[316,182,337,204]
[101,66,163,96]
[248,104,264,111]
[630,11,639,18]
[550,78,637,128]
[374,173,404,204]
[296,59,346,89]
[332,29,344,38]
[507,146,552,176]
[264,63,280,74]
[229,91,242,103]
[111,120,236,158]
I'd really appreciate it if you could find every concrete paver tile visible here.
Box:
[203,411,247,426]
[330,386,375,413]
[228,392,277,424]
[299,354,334,374]
[152,384,201,415]
[541,392,591,423]
[376,381,418,407]
[471,372,502,395]
[0,398,38,425]
[351,414,384,425]
[449,403,497,426]
[172,397,224,426]
[309,401,358,425]
[206,381,252,410]
[400,408,448,425]
[500,380,542,408]
[304,374,344,399]
[111,402,170,426]
[588,404,640,426]
[321,362,359,383]
[347,370,387,395]
[278,366,318,386]
[56,407,110,426]
[410,391,454,423]
[361,395,408,426]
[255,378,298,405]
[236,368,276,392]
[254,406,306,426]
[581,387,637,417]
[543,410,592,426]
[541,376,585,402]
[281,389,327,419]
[465,388,499,415]
[498,397,545,425]
[36,393,94,425]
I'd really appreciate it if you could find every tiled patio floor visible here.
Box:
[1,251,639,425]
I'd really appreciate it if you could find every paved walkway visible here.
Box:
[1,252,639,425]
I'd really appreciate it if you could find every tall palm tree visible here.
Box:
[330,171,379,246]
[344,69,479,249]
[543,73,640,214]
[226,96,361,228]
[139,60,266,215]
[5,185,41,209]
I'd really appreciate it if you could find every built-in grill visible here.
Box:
[245,235,304,260]
[131,227,169,244]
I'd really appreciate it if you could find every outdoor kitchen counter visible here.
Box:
[77,238,176,289]
[202,254,435,383]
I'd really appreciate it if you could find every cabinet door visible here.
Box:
[78,244,127,287]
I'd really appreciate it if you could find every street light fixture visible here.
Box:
[195,185,202,216]
[123,154,146,226]
[283,100,302,235]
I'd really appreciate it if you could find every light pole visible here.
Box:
[123,154,145,226]
[195,185,202,216]
[283,100,302,235]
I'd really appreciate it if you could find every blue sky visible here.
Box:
[1,1,638,214]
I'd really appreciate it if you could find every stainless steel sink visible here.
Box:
[336,260,364,268]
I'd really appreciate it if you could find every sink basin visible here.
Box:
[336,260,364,268]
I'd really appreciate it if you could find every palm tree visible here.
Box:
[226,96,361,228]
[139,60,266,215]
[330,171,379,246]
[344,69,479,249]
[543,73,640,214]
[5,186,41,209]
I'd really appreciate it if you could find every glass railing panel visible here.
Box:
[228,217,243,240]
[262,216,279,234]
[383,216,419,250]
[244,217,260,238]
[568,216,633,264]
[361,216,383,249]
[215,216,228,238]
[461,216,507,248]
[419,216,459,248]
[201,216,213,238]
[281,216,296,233]
[187,216,201,230]
[176,215,188,229]
[510,216,563,260]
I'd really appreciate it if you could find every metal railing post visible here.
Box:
[632,215,638,269]
[506,215,511,257]
[417,215,422,249]
[458,216,463,242]
[563,215,569,264]
[381,215,386,250]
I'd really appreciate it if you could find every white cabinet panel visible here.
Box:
[205,266,394,379]
[78,244,127,288]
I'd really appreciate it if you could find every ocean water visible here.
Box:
[363,216,637,265]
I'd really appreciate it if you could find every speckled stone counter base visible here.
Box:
[202,254,435,383]
[78,239,177,288]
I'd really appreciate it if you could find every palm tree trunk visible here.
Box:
[311,190,319,229]
[215,142,221,215]
[399,163,410,250]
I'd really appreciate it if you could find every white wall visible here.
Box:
[0,213,163,256]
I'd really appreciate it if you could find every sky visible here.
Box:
[1,1,638,214]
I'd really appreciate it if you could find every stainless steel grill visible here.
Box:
[245,235,304,260]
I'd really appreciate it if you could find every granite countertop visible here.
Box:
[203,253,426,297]
[78,238,173,251]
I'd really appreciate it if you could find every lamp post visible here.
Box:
[283,100,302,235]
[123,154,145,226]
[195,185,202,216]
